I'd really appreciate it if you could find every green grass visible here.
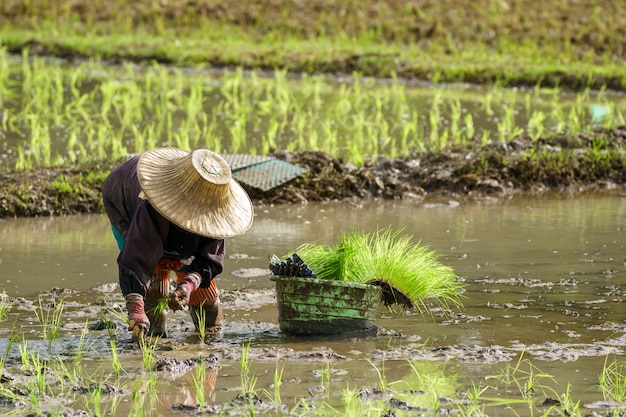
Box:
[2,0,626,90]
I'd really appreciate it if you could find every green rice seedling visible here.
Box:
[240,341,258,395]
[131,376,144,402]
[148,297,169,320]
[483,91,494,116]
[228,112,247,154]
[456,382,490,416]
[449,98,462,142]
[49,355,85,389]
[527,110,547,140]
[599,356,626,402]
[294,227,463,313]
[486,354,555,401]
[262,361,286,405]
[90,382,104,417]
[23,348,47,396]
[497,105,523,142]
[139,335,160,369]
[108,339,123,377]
[148,372,158,404]
[369,228,463,312]
[428,92,441,148]
[97,307,124,339]
[34,297,64,349]
[340,387,383,417]
[366,359,390,392]
[480,128,491,145]
[191,360,207,405]
[558,383,582,416]
[319,361,332,392]
[0,382,23,406]
[129,396,150,417]
[195,303,208,343]
[6,330,21,357]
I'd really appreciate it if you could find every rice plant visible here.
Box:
[318,360,332,393]
[195,303,208,343]
[599,356,626,403]
[108,339,123,377]
[393,360,460,412]
[147,297,169,321]
[240,341,257,395]
[139,335,160,369]
[190,366,205,406]
[292,227,464,313]
[366,359,390,392]
[486,354,556,401]
[34,297,64,349]
[262,361,286,405]
[3,51,626,172]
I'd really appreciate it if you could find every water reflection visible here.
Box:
[0,191,625,415]
[1,190,624,332]
[0,214,117,297]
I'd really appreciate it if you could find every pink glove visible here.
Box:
[125,293,150,341]
[167,273,200,311]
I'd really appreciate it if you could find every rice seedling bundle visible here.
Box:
[276,228,463,313]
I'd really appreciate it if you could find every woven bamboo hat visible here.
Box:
[137,148,254,238]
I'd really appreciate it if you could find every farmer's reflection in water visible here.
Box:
[101,147,254,342]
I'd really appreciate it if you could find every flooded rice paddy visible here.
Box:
[0,191,625,416]
[2,53,626,171]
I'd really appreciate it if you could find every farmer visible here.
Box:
[102,147,254,341]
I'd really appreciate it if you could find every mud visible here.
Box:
[13,274,626,365]
[2,127,626,219]
[1,139,625,415]
[0,264,625,416]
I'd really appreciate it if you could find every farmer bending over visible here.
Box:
[102,148,254,341]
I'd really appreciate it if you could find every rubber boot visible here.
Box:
[145,266,171,338]
[187,280,223,335]
[189,299,224,330]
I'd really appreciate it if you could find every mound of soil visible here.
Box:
[1,128,625,218]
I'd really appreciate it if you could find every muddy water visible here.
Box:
[0,191,625,415]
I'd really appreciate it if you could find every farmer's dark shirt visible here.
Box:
[102,155,225,297]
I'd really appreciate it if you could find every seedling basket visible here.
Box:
[270,275,382,336]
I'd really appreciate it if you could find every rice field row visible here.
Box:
[1,48,625,171]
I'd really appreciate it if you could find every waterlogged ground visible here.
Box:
[0,192,625,416]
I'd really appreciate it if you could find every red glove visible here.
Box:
[167,273,200,311]
[125,293,150,342]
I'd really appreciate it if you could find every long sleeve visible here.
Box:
[162,223,226,288]
[189,238,225,288]
[117,202,170,296]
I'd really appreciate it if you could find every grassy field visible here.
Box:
[2,0,626,90]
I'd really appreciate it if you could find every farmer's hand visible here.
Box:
[125,293,150,342]
[167,273,200,311]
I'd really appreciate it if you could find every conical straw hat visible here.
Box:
[137,148,254,238]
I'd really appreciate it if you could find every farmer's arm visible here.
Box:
[188,238,225,288]
[117,203,169,297]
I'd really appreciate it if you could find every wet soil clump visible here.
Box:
[1,128,626,218]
